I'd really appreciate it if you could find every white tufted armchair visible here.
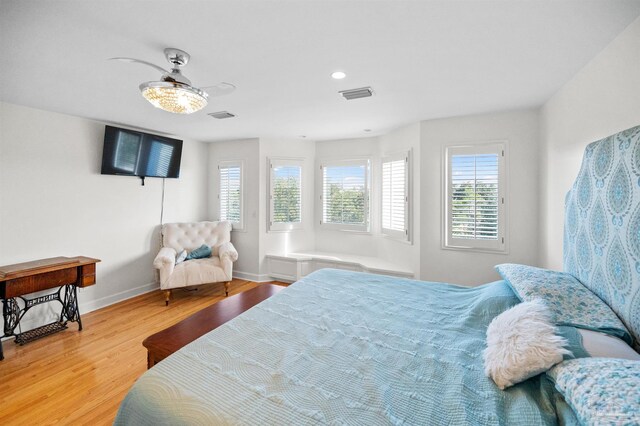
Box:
[153,221,238,305]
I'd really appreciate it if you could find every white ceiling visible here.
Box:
[1,1,639,142]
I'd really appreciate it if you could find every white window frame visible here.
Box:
[218,160,244,231]
[318,158,370,232]
[381,150,411,242]
[268,157,303,232]
[443,142,507,253]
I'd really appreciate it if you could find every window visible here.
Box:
[269,158,302,231]
[320,159,369,231]
[218,161,243,230]
[444,143,506,252]
[145,141,174,177]
[381,151,410,241]
[114,131,141,172]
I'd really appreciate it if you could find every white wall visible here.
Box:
[314,136,381,258]
[208,137,317,280]
[207,128,420,280]
[420,109,540,285]
[314,124,421,274]
[0,102,209,329]
[258,138,316,277]
[539,16,640,270]
[208,138,261,279]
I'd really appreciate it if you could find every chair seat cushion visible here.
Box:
[161,257,229,290]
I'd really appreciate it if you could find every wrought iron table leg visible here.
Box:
[3,297,21,336]
[62,284,82,331]
[1,297,21,361]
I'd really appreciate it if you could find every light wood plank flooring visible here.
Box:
[0,279,284,425]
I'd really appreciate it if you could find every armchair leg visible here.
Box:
[164,290,172,306]
[224,282,229,297]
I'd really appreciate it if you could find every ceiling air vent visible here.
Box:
[339,87,374,100]
[208,111,236,119]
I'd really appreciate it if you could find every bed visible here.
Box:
[115,125,640,425]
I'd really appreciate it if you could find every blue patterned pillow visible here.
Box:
[186,244,212,260]
[496,264,631,343]
[547,358,640,425]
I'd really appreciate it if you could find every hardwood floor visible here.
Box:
[0,279,284,425]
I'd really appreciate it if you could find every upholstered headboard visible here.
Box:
[564,125,640,350]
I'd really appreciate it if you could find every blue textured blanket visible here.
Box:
[115,269,570,425]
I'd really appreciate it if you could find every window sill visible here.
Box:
[441,244,508,255]
[316,229,417,242]
[267,226,304,233]
[319,226,371,235]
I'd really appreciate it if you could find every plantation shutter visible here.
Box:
[269,159,303,231]
[321,160,369,230]
[446,144,505,251]
[219,163,242,224]
[381,152,409,239]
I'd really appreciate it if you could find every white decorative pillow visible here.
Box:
[175,249,188,265]
[484,299,572,389]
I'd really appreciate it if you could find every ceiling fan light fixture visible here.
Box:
[139,81,208,114]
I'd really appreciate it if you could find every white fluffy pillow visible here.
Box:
[484,299,571,389]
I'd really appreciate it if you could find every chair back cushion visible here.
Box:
[162,221,232,254]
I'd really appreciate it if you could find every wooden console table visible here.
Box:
[143,283,284,368]
[0,256,100,360]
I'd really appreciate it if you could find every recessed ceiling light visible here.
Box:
[331,71,346,80]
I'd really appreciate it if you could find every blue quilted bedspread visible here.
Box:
[115,269,570,425]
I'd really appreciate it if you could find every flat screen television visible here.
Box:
[101,125,183,179]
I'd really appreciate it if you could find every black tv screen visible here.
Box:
[101,125,183,178]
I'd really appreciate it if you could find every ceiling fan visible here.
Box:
[110,48,235,114]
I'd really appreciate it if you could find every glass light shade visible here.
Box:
[139,81,208,114]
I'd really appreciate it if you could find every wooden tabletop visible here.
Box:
[0,256,101,280]
[143,283,285,367]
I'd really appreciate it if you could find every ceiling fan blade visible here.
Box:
[201,82,236,97]
[109,57,169,74]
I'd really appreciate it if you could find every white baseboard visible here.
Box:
[79,281,158,314]
[233,270,272,283]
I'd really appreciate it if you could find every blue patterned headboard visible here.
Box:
[564,125,640,350]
